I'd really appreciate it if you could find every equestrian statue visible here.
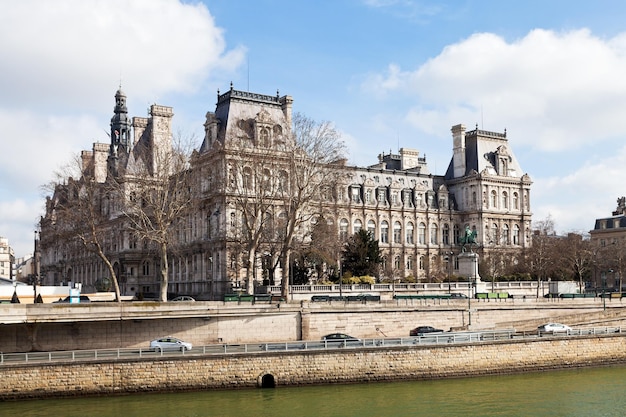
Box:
[459,225,477,252]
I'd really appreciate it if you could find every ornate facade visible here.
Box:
[39,86,532,300]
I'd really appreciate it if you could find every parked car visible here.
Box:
[538,323,572,333]
[321,333,360,345]
[410,326,444,336]
[171,296,195,302]
[450,293,468,299]
[149,336,192,352]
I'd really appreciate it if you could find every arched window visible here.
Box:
[262,168,271,192]
[394,256,401,270]
[353,219,362,233]
[453,224,460,245]
[419,255,425,270]
[513,192,519,210]
[260,127,271,147]
[406,222,414,244]
[367,220,376,237]
[393,221,402,244]
[442,223,450,245]
[277,170,288,193]
[430,223,438,244]
[277,212,286,238]
[513,224,520,245]
[502,191,509,209]
[492,223,499,244]
[502,224,509,245]
[243,167,253,191]
[418,222,426,244]
[491,190,498,208]
[380,221,389,244]
[406,256,413,271]
[339,218,349,241]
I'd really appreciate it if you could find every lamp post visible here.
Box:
[468,276,473,326]
[602,272,606,311]
[446,252,453,293]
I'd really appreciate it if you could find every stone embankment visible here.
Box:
[1,333,626,400]
[2,298,626,353]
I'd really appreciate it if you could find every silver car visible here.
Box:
[538,323,572,333]
[150,336,192,352]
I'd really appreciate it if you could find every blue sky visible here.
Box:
[2,0,626,257]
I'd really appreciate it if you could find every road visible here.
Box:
[0,327,620,365]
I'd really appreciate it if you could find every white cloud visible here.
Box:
[0,199,43,258]
[0,0,245,111]
[363,29,626,151]
[532,144,626,233]
[0,0,246,257]
[0,109,100,194]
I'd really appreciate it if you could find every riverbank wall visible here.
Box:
[2,334,626,400]
[2,298,626,353]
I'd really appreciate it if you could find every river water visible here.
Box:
[2,365,625,417]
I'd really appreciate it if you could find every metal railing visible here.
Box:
[0,328,621,365]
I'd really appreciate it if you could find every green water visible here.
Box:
[2,365,626,417]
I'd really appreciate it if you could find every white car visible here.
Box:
[150,337,192,352]
[538,323,572,333]
[171,296,195,302]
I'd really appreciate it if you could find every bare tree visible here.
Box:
[558,233,594,292]
[227,146,290,294]
[277,113,347,299]
[40,153,122,301]
[115,136,196,302]
[527,215,559,297]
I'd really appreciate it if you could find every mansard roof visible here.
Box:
[199,84,293,152]
[445,126,525,180]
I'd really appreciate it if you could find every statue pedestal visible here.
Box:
[458,251,481,282]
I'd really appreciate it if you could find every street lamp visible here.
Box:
[603,269,613,311]
[446,252,453,293]
[468,276,473,326]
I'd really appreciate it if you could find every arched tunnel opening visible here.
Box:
[259,373,276,388]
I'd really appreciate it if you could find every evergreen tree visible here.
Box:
[342,229,383,277]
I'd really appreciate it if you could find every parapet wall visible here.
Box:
[1,335,625,400]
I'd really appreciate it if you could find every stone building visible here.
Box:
[39,86,532,300]
[0,237,14,281]
[589,197,626,291]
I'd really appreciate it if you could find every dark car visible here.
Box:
[410,326,444,336]
[321,333,360,346]
[450,292,468,299]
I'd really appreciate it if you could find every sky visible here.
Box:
[2,0,626,258]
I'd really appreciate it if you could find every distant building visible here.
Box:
[590,197,626,246]
[39,86,533,300]
[0,237,15,281]
[14,254,34,282]
[589,196,626,291]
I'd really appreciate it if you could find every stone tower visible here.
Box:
[108,88,132,176]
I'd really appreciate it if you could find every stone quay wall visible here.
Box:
[1,334,626,400]
[2,298,626,353]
